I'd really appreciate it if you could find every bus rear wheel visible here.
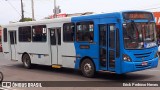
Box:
[22,54,31,69]
[80,58,95,78]
[0,72,3,83]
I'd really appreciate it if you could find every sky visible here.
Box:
[0,0,160,25]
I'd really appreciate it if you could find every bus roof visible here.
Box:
[71,10,153,22]
[2,17,71,27]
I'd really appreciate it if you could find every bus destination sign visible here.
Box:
[123,12,153,20]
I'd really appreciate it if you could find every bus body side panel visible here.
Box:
[14,24,51,65]
[61,43,76,68]
[2,28,11,60]
[2,27,18,61]
[71,13,123,73]
[73,42,99,71]
[8,27,18,61]
[71,18,100,71]
[60,20,76,68]
[47,18,76,68]
[17,42,51,65]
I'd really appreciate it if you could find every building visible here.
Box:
[153,12,160,39]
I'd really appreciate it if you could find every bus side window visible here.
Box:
[32,25,47,42]
[3,28,7,42]
[109,25,116,48]
[57,28,61,45]
[50,29,56,45]
[19,26,31,42]
[76,21,94,42]
[63,23,75,42]
[99,25,106,46]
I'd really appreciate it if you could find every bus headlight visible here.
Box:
[123,54,132,62]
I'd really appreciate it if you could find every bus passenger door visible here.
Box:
[9,31,17,60]
[107,24,120,72]
[99,25,107,68]
[50,28,61,66]
[99,24,119,72]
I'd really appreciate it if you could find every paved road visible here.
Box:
[0,52,160,90]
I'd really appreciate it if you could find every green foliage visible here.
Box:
[19,17,33,22]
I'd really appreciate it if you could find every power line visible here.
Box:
[5,0,21,18]
[0,1,3,4]
[24,11,44,18]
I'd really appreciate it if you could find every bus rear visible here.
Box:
[121,11,158,73]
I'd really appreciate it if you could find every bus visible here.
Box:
[2,11,159,77]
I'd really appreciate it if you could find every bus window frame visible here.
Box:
[3,28,7,42]
[32,25,47,42]
[18,26,32,42]
[76,21,94,43]
[63,22,75,43]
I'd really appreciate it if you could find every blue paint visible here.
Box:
[71,11,158,74]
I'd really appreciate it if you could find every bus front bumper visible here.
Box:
[121,57,159,73]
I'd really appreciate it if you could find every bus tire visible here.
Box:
[22,54,31,69]
[0,72,3,83]
[80,58,95,78]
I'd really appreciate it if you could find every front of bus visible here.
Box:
[121,11,159,73]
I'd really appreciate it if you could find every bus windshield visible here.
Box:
[123,22,157,49]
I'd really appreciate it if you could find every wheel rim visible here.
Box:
[24,55,29,67]
[84,63,92,74]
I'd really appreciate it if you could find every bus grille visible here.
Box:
[134,52,151,58]
[135,62,151,68]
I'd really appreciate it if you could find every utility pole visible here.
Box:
[31,0,35,21]
[54,0,57,18]
[53,0,61,18]
[20,0,24,22]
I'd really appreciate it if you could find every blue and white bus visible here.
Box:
[2,11,159,77]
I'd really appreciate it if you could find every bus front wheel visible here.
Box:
[22,54,31,69]
[80,58,95,78]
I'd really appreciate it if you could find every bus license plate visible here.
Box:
[142,61,148,66]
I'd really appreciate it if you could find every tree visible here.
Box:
[19,17,33,22]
